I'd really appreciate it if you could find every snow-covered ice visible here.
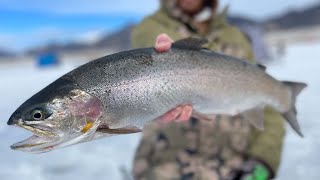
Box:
[268,43,320,180]
[0,43,319,180]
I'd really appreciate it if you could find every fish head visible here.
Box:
[7,78,105,153]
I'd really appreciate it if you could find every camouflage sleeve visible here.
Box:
[132,123,158,178]
[206,24,285,172]
[131,11,184,49]
[248,107,286,172]
[132,123,184,179]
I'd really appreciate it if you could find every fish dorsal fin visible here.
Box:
[173,38,208,50]
[257,64,267,71]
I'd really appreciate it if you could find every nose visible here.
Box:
[7,114,19,125]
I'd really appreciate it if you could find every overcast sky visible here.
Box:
[0,0,318,51]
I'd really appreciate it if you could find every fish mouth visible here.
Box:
[10,119,101,153]
[10,122,60,153]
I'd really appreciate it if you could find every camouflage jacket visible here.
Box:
[131,1,285,179]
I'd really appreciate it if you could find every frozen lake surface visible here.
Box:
[0,43,319,180]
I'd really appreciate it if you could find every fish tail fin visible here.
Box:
[282,81,307,137]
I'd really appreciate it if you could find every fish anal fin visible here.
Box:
[191,110,216,121]
[173,38,208,50]
[97,125,142,134]
[242,108,265,130]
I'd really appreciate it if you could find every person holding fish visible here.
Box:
[7,0,306,180]
[131,0,289,179]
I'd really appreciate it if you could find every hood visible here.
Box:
[160,0,218,23]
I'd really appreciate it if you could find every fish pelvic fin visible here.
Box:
[97,125,142,134]
[282,81,307,137]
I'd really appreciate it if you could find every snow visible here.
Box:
[268,43,320,180]
[0,43,319,179]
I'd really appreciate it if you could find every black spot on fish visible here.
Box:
[93,88,99,93]
[105,89,111,96]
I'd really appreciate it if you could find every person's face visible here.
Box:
[178,0,204,15]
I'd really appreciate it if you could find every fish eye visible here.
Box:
[31,110,44,121]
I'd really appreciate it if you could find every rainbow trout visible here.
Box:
[7,38,307,153]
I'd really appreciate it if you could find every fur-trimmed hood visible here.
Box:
[160,0,218,23]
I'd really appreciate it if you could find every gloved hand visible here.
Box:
[231,158,274,180]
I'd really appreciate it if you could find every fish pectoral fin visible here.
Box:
[97,125,142,134]
[242,107,265,130]
[191,110,216,121]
